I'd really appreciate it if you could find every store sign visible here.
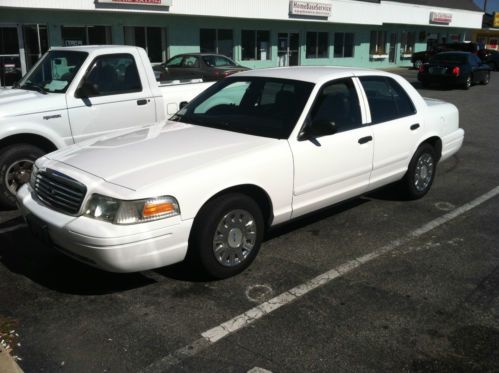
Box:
[493,12,499,28]
[289,1,332,17]
[96,0,172,6]
[430,12,452,24]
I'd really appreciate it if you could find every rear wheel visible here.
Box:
[401,144,437,200]
[463,75,472,90]
[189,193,264,279]
[0,144,45,208]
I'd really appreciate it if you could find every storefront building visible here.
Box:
[473,12,499,50]
[0,0,483,87]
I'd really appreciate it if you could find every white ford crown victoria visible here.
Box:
[17,67,464,278]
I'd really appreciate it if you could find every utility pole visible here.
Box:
[483,0,488,12]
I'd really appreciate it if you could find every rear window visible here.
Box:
[430,54,467,64]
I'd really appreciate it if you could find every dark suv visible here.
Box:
[411,42,479,69]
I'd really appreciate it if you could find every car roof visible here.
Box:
[234,66,394,84]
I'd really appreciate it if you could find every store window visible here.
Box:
[334,32,354,58]
[23,25,48,70]
[0,27,21,87]
[306,32,328,59]
[200,29,234,58]
[124,27,166,63]
[370,30,387,55]
[61,26,112,47]
[241,30,270,61]
[400,31,416,55]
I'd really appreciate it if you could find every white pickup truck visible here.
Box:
[18,67,464,279]
[0,45,213,207]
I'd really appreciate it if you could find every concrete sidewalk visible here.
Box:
[0,347,23,373]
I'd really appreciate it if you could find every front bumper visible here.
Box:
[17,184,192,273]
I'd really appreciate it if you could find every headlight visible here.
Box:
[84,194,180,225]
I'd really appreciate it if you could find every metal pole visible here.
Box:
[483,0,488,12]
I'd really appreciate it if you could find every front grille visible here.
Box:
[32,169,87,215]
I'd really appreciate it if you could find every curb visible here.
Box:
[0,346,23,373]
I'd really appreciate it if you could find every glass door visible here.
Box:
[278,32,300,67]
[0,27,21,87]
[389,32,397,63]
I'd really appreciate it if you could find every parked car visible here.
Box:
[411,42,479,69]
[418,51,492,89]
[153,53,249,82]
[484,50,499,71]
[0,46,214,207]
[18,67,464,279]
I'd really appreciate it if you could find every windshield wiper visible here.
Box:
[20,82,48,95]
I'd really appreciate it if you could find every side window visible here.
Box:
[182,56,200,68]
[469,55,480,66]
[166,56,183,67]
[83,53,142,97]
[359,76,416,124]
[309,78,362,137]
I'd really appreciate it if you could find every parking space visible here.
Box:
[1,68,498,373]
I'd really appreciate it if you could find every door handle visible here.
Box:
[410,123,420,131]
[358,136,373,144]
[137,99,148,106]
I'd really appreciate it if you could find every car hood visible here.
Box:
[0,88,66,118]
[46,121,276,191]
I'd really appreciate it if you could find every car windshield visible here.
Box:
[17,50,87,94]
[430,54,467,64]
[170,77,315,139]
[202,55,237,67]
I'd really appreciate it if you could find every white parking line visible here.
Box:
[141,186,499,373]
[0,223,27,235]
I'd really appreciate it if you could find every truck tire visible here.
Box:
[0,144,45,208]
[189,193,264,279]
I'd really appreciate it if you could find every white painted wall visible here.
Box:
[0,0,483,29]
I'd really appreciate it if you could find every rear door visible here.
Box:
[357,75,422,190]
[66,52,157,143]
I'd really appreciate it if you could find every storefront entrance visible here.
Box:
[278,32,299,67]
[0,26,21,87]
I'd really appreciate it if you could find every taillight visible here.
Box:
[418,65,425,73]
[452,66,460,76]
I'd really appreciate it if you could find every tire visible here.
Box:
[401,143,437,200]
[189,193,265,279]
[463,75,472,90]
[413,60,423,70]
[0,144,45,208]
[481,72,490,85]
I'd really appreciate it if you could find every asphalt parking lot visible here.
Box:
[1,68,498,373]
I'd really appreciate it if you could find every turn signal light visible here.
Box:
[452,66,460,76]
[143,202,176,218]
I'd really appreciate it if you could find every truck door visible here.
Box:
[66,52,156,143]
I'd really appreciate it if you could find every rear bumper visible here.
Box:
[418,73,467,86]
[17,184,192,273]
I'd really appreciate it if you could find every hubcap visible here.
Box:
[5,159,34,195]
[414,153,434,192]
[213,209,257,267]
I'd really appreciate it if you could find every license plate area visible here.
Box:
[26,214,53,246]
[429,67,447,75]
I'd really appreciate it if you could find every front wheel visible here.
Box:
[401,144,437,200]
[481,72,490,85]
[189,193,264,279]
[0,144,45,208]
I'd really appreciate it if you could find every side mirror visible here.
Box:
[300,119,337,141]
[75,81,98,98]
[179,101,188,109]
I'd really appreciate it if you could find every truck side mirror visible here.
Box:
[76,81,99,98]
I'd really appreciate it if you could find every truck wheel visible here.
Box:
[0,144,45,208]
[189,193,264,279]
[401,143,437,200]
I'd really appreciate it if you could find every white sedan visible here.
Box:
[17,67,464,279]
